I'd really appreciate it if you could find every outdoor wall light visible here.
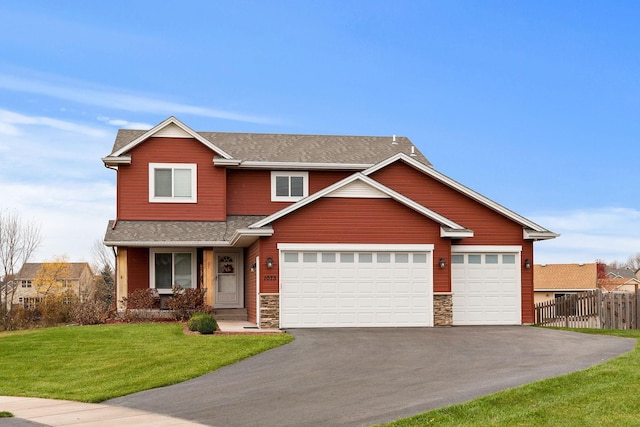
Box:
[250,263,256,273]
[439,257,446,268]
[524,259,531,269]
[267,257,274,269]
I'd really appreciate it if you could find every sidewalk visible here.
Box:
[0,396,209,427]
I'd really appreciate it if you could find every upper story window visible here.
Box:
[149,163,197,203]
[271,171,308,202]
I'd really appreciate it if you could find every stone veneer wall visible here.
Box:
[433,293,452,326]
[259,294,280,329]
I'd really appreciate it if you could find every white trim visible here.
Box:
[148,163,197,203]
[225,161,373,170]
[364,153,556,235]
[111,116,233,159]
[440,227,474,238]
[213,158,242,166]
[523,229,560,241]
[102,155,131,165]
[105,240,230,247]
[251,173,467,231]
[149,248,197,295]
[451,245,522,253]
[255,255,260,328]
[271,171,309,202]
[278,243,435,251]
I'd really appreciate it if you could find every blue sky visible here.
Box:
[0,0,638,265]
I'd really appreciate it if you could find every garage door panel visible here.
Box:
[280,249,433,328]
[452,251,521,326]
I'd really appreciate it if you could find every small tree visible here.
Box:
[33,257,71,298]
[0,210,41,330]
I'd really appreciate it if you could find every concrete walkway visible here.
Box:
[0,396,209,427]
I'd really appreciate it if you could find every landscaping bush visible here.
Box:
[187,311,217,334]
[119,288,160,322]
[39,292,78,326]
[167,286,209,320]
[71,300,110,325]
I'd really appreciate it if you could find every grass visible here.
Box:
[0,323,293,403]
[383,328,640,427]
[0,411,13,417]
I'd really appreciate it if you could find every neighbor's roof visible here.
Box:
[16,262,92,280]
[107,117,432,167]
[534,263,598,290]
[104,216,268,246]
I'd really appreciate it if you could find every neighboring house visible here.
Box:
[533,263,599,304]
[11,262,94,308]
[102,116,558,328]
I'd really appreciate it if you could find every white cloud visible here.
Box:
[529,207,640,265]
[0,108,107,138]
[0,72,278,125]
[97,116,153,129]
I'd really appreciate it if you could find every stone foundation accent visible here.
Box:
[259,294,280,329]
[433,293,453,326]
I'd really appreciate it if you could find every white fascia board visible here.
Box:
[278,243,435,251]
[249,173,467,230]
[524,229,561,241]
[228,228,274,246]
[440,227,474,238]
[364,153,555,234]
[111,116,233,159]
[213,158,242,166]
[451,245,523,253]
[231,161,373,170]
[103,240,231,247]
[102,155,131,165]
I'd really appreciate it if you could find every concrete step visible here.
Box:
[214,308,248,321]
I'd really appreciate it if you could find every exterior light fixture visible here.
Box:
[250,263,256,273]
[524,259,531,269]
[267,257,274,269]
[439,257,446,268]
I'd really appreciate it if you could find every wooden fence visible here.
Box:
[534,289,640,329]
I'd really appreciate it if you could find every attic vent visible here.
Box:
[410,146,417,157]
[392,135,397,145]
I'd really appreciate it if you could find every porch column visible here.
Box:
[116,248,128,311]
[203,249,215,307]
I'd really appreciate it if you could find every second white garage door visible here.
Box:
[278,244,434,328]
[451,247,522,325]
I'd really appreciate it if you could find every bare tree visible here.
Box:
[0,210,41,329]
[90,238,115,306]
[625,252,640,274]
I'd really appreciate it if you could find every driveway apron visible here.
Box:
[106,326,634,427]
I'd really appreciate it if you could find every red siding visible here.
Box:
[259,197,445,293]
[226,170,352,215]
[371,161,534,323]
[245,241,260,323]
[117,137,226,220]
[127,247,149,294]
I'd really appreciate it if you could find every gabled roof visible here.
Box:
[103,117,233,164]
[363,153,558,240]
[104,216,273,247]
[104,117,432,168]
[249,173,473,238]
[600,277,640,292]
[534,263,598,291]
[17,262,92,280]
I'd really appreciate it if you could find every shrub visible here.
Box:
[167,287,209,320]
[71,300,110,325]
[39,292,78,326]
[120,288,160,310]
[187,311,217,334]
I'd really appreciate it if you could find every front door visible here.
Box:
[215,253,243,308]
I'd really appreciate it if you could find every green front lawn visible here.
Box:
[0,323,292,402]
[384,329,640,426]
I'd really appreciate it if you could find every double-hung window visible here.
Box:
[150,249,196,294]
[149,163,197,203]
[271,171,308,201]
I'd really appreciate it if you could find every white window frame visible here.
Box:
[149,163,197,203]
[149,248,197,295]
[271,171,309,202]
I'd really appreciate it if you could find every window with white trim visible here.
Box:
[150,249,196,294]
[149,163,197,203]
[271,171,308,201]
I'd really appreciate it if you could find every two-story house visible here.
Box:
[102,117,557,328]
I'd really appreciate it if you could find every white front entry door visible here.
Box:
[215,253,243,308]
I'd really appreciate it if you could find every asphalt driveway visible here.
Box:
[106,326,634,427]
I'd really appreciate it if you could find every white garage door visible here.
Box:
[278,245,434,328]
[451,248,521,325]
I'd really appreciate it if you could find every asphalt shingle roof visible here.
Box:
[104,216,267,245]
[533,263,598,290]
[109,129,432,166]
[16,263,92,280]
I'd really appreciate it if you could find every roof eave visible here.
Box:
[217,160,374,170]
[102,155,131,166]
[440,227,474,238]
[524,229,560,241]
